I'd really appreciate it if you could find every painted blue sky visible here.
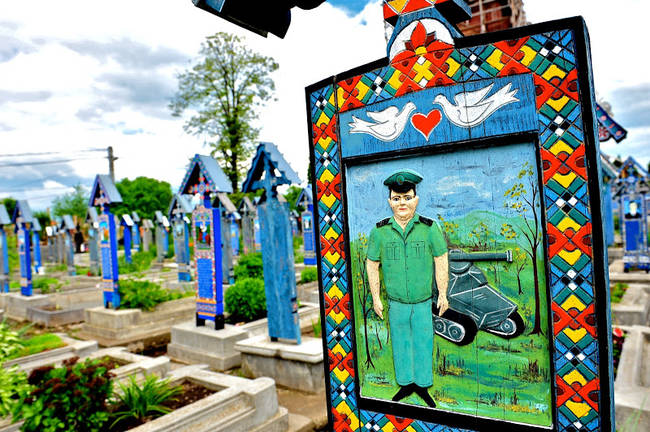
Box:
[345,142,539,239]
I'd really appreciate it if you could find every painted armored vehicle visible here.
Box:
[433,250,525,346]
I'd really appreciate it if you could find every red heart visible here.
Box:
[411,109,442,140]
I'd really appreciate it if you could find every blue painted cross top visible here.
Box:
[0,204,12,293]
[242,142,302,343]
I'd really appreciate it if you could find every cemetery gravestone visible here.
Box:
[178,154,232,330]
[31,218,43,275]
[239,196,257,255]
[600,155,619,248]
[306,1,615,430]
[142,219,154,252]
[154,211,170,263]
[0,204,10,293]
[45,225,55,264]
[90,174,123,308]
[230,212,240,257]
[297,187,317,266]
[131,211,141,252]
[121,214,135,264]
[60,215,76,276]
[242,142,302,344]
[614,158,650,272]
[169,194,193,282]
[12,200,34,296]
[86,207,100,275]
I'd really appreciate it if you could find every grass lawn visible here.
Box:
[8,333,66,360]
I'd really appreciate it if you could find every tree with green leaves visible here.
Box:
[504,162,543,335]
[52,185,87,220]
[112,177,172,222]
[0,198,16,218]
[170,33,279,192]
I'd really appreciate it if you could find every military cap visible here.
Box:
[383,169,423,187]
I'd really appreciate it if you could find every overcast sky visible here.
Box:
[0,0,647,210]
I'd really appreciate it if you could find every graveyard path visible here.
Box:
[277,387,328,432]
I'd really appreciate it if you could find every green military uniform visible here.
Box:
[367,213,447,387]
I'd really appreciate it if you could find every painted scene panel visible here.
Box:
[345,142,553,427]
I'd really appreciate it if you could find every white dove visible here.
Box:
[434,83,519,128]
[348,102,417,142]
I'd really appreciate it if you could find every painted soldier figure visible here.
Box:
[366,169,449,407]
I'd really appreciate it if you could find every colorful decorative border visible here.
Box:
[306,17,612,432]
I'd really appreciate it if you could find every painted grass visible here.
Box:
[8,333,66,360]
[350,214,553,427]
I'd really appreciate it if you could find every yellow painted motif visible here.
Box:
[320,169,335,183]
[330,308,346,324]
[559,249,583,266]
[316,112,331,129]
[445,57,461,77]
[317,136,333,151]
[553,171,577,188]
[331,342,347,357]
[541,64,567,82]
[328,284,344,300]
[548,94,570,112]
[355,80,371,102]
[563,369,588,386]
[557,216,582,232]
[386,0,410,13]
[387,69,403,90]
[336,401,360,429]
[562,294,586,312]
[321,194,337,209]
[566,401,592,418]
[325,227,339,240]
[519,46,537,66]
[563,327,588,343]
[550,140,574,156]
[412,57,434,83]
[486,48,506,70]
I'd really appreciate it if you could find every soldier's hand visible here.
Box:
[437,295,449,316]
[373,297,384,320]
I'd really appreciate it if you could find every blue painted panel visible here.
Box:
[625,220,642,252]
[231,221,239,256]
[88,228,99,274]
[0,230,8,292]
[339,74,537,159]
[603,185,614,247]
[197,258,213,299]
[258,199,301,343]
[123,226,132,264]
[64,233,75,275]
[132,225,140,247]
[32,232,42,274]
[99,209,120,308]
[302,210,317,266]
[18,227,32,296]
[174,221,191,282]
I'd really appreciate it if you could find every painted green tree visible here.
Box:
[169,33,279,192]
[504,162,544,335]
[501,223,527,295]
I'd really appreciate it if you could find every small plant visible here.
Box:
[15,357,114,432]
[225,278,266,322]
[0,365,30,418]
[300,267,318,284]
[32,277,63,295]
[233,253,263,280]
[293,235,303,251]
[119,280,192,311]
[611,282,629,304]
[110,375,182,429]
[118,250,156,274]
[8,334,65,360]
[312,317,322,338]
[294,252,304,264]
[0,320,27,362]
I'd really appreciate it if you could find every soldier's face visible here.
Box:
[388,189,419,220]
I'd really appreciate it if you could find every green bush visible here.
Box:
[110,375,182,430]
[8,334,65,360]
[0,320,24,362]
[611,282,629,304]
[15,357,114,432]
[233,253,263,280]
[119,280,192,311]
[32,277,63,294]
[300,267,318,284]
[0,365,29,418]
[293,235,303,251]
[294,252,304,264]
[118,250,156,274]
[225,278,266,323]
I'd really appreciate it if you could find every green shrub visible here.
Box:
[225,278,266,322]
[300,267,318,284]
[0,320,24,362]
[0,365,29,418]
[611,282,629,304]
[118,250,156,274]
[119,280,192,311]
[15,357,114,432]
[8,334,65,360]
[293,235,303,251]
[32,277,63,294]
[233,253,263,280]
[110,374,182,429]
[294,252,304,264]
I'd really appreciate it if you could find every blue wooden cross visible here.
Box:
[12,200,34,296]
[131,211,142,252]
[242,142,302,343]
[178,154,232,330]
[89,174,123,308]
[60,215,76,276]
[86,207,100,276]
[297,187,317,266]
[120,214,135,264]
[154,211,170,263]
[31,218,43,275]
[0,204,11,293]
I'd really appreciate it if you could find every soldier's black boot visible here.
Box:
[414,386,436,408]
[392,384,416,402]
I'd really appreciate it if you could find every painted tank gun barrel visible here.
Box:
[448,250,513,263]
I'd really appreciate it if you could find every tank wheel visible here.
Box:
[486,311,526,339]
[434,309,478,346]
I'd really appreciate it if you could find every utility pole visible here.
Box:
[107,146,118,182]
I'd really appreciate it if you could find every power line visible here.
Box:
[0,156,103,168]
[0,148,105,158]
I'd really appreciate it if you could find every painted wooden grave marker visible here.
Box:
[0,204,10,293]
[142,219,153,252]
[86,207,100,276]
[230,211,240,257]
[242,142,302,343]
[239,196,257,255]
[131,211,141,252]
[178,154,232,330]
[297,187,317,266]
[600,155,619,248]
[121,214,135,264]
[90,174,123,308]
[12,200,34,297]
[213,192,237,284]
[614,157,650,272]
[60,215,76,276]
[31,218,43,275]
[306,1,614,430]
[154,211,170,263]
[169,194,193,282]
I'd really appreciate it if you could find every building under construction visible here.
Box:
[458,0,527,35]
